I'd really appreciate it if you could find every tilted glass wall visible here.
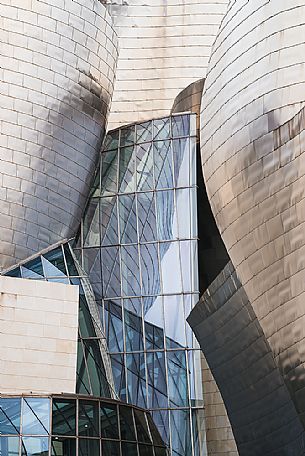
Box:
[4,243,116,400]
[0,395,167,456]
[74,114,206,455]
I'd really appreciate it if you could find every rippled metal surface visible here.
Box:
[200,0,305,439]
[0,0,118,270]
[188,262,305,456]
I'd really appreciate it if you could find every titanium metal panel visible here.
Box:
[0,0,118,270]
[188,261,305,456]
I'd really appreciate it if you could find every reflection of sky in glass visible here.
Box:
[75,114,205,455]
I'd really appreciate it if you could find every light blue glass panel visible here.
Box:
[0,436,19,456]
[179,241,196,293]
[140,243,160,298]
[118,195,137,244]
[124,298,142,317]
[136,121,152,144]
[167,351,188,407]
[101,197,118,246]
[153,118,170,140]
[83,198,100,247]
[103,129,119,151]
[151,410,169,446]
[110,355,127,402]
[188,350,204,407]
[119,146,135,193]
[190,137,197,187]
[104,300,124,352]
[192,409,206,456]
[170,410,192,456]
[44,247,67,275]
[176,188,191,239]
[120,125,135,147]
[0,398,21,435]
[126,353,147,409]
[159,242,182,294]
[137,192,157,243]
[101,150,118,197]
[164,295,186,348]
[136,143,153,191]
[156,191,177,240]
[173,138,190,188]
[101,247,121,298]
[147,352,168,409]
[21,437,49,456]
[154,141,173,189]
[22,398,50,435]
[172,114,190,138]
[121,245,141,296]
[41,257,66,279]
[124,309,144,352]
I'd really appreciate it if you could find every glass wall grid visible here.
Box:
[0,395,167,456]
[75,114,205,455]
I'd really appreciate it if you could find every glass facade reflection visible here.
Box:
[75,114,205,455]
[4,243,115,400]
[0,396,167,456]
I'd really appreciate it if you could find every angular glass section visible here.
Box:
[101,150,118,197]
[51,437,76,456]
[153,118,171,141]
[52,399,76,436]
[0,398,21,435]
[137,192,157,242]
[119,146,135,193]
[136,121,152,144]
[78,400,99,437]
[0,436,19,456]
[154,141,173,189]
[78,438,99,456]
[118,195,137,244]
[136,143,153,191]
[100,403,118,439]
[22,398,50,435]
[119,406,136,441]
[101,197,118,246]
[21,437,49,456]
[101,440,120,456]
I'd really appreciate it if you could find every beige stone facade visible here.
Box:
[0,276,78,394]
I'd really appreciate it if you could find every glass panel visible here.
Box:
[78,295,96,338]
[146,352,167,409]
[0,436,19,456]
[171,114,190,138]
[83,198,100,247]
[159,242,182,294]
[0,398,21,435]
[83,248,102,300]
[164,295,186,348]
[173,138,190,188]
[167,351,188,407]
[63,245,79,276]
[78,439,99,456]
[149,411,168,447]
[136,143,153,191]
[22,398,50,435]
[20,257,44,277]
[21,437,48,456]
[140,244,160,298]
[78,400,99,437]
[52,399,76,436]
[119,146,135,193]
[126,354,147,409]
[82,339,111,398]
[170,410,192,456]
[156,191,177,240]
[20,265,43,280]
[118,194,137,244]
[101,150,118,197]
[154,141,173,189]
[133,410,151,444]
[76,340,91,396]
[144,321,164,351]
[110,355,127,402]
[104,300,123,352]
[176,189,191,239]
[101,197,118,246]
[44,247,67,275]
[192,409,206,456]
[154,448,167,456]
[102,441,120,456]
[124,298,142,317]
[103,130,119,151]
[179,241,197,293]
[121,442,138,456]
[138,445,153,456]
[153,118,170,140]
[137,193,157,243]
[120,125,135,147]
[101,247,121,298]
[136,121,152,144]
[100,403,119,439]
[119,406,136,441]
[5,268,21,278]
[51,437,76,456]
[121,245,141,296]
[124,309,144,352]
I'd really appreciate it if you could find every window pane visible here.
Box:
[83,198,100,247]
[78,400,99,437]
[100,403,119,439]
[51,437,76,456]
[159,242,182,294]
[120,126,135,147]
[140,244,160,298]
[119,195,137,244]
[125,309,144,352]
[137,193,157,243]
[170,410,191,456]
[121,442,138,456]
[154,141,173,189]
[156,191,177,240]
[146,352,167,409]
[102,440,120,456]
[0,398,21,435]
[104,130,119,152]
[171,114,190,137]
[101,197,118,246]
[136,143,153,191]
[22,398,50,435]
[119,146,135,193]
[126,354,147,409]
[78,439,99,456]
[167,351,188,407]
[147,412,167,447]
[133,410,151,444]
[164,295,186,348]
[101,150,118,197]
[138,444,154,456]
[52,399,76,436]
[101,247,121,298]
[0,436,19,456]
[119,406,136,441]
[173,138,190,188]
[136,121,152,144]
[21,437,49,456]
[121,245,141,296]
[110,355,127,402]
[153,118,170,140]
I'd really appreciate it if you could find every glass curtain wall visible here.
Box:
[75,114,206,455]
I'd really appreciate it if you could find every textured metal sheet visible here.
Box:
[0,0,118,270]
[200,0,305,436]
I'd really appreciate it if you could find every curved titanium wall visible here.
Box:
[200,0,305,430]
[0,0,118,270]
[188,262,305,455]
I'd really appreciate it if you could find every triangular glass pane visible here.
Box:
[21,257,44,277]
[41,256,66,278]
[44,247,66,275]
[20,266,43,280]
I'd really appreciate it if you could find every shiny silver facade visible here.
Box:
[0,0,118,271]
[200,0,305,450]
[188,262,305,455]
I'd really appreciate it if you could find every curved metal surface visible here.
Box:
[0,0,118,270]
[200,0,305,432]
[188,262,305,456]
